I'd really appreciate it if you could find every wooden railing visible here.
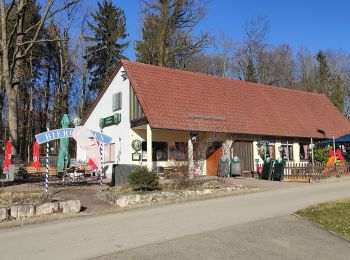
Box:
[258,161,350,182]
[284,162,350,182]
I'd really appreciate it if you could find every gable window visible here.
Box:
[113,92,122,111]
[130,86,145,121]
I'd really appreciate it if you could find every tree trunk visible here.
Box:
[80,74,87,117]
[0,89,4,145]
[6,86,19,155]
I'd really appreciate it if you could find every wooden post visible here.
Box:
[188,138,194,177]
[146,124,153,171]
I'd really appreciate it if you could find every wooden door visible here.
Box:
[206,147,222,176]
[232,141,254,172]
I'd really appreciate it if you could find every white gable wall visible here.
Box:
[76,66,131,177]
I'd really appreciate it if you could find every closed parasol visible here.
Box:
[3,140,12,173]
[31,141,41,169]
[58,114,70,172]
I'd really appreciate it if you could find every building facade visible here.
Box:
[77,60,350,177]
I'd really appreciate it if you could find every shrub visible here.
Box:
[169,164,196,189]
[128,166,159,191]
[313,145,331,163]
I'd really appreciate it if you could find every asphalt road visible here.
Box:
[98,215,350,260]
[1,180,350,260]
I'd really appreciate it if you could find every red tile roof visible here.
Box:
[83,59,350,139]
[121,60,350,139]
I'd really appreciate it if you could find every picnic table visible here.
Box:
[60,166,99,185]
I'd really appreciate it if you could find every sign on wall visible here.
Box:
[99,113,121,129]
[131,139,142,151]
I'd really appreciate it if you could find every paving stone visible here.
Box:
[0,208,8,221]
[36,202,58,216]
[11,205,35,219]
[59,200,81,214]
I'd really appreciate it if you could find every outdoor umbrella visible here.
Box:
[87,158,98,170]
[3,140,12,173]
[58,114,70,172]
[319,134,350,144]
[31,141,41,169]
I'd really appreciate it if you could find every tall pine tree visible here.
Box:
[316,50,330,94]
[316,50,344,112]
[85,0,128,93]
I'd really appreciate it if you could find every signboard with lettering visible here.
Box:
[99,113,121,129]
[35,128,112,144]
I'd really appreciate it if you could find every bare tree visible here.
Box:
[258,44,296,87]
[296,46,318,91]
[232,16,269,81]
[136,0,209,68]
[0,0,79,155]
[213,33,235,77]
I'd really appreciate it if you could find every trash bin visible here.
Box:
[230,156,241,177]
[271,159,285,181]
[218,157,230,177]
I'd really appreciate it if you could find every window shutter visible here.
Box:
[113,92,122,111]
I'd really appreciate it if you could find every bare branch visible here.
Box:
[17,38,63,47]
[22,0,79,57]
[5,0,16,20]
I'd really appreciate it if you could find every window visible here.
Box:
[104,143,115,162]
[299,143,310,160]
[281,141,293,160]
[267,143,275,159]
[113,92,122,111]
[175,142,188,161]
[142,142,168,161]
[169,142,188,161]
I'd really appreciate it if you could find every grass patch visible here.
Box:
[296,199,350,240]
[0,191,43,208]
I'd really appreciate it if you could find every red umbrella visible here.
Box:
[3,140,12,173]
[87,158,98,170]
[31,141,41,169]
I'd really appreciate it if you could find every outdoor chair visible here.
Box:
[261,159,274,180]
[271,160,286,181]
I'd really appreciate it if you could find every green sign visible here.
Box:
[131,139,142,151]
[99,113,121,128]
[132,152,141,161]
[255,159,260,163]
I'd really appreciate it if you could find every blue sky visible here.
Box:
[48,0,348,60]
[109,0,350,60]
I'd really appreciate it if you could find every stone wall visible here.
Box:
[0,200,81,222]
[102,185,254,208]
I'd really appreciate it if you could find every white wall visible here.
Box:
[76,66,131,177]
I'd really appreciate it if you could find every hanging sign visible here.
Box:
[35,128,112,144]
[99,113,121,129]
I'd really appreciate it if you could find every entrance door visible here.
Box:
[206,147,222,176]
[232,141,254,172]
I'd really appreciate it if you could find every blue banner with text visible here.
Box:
[35,128,112,144]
